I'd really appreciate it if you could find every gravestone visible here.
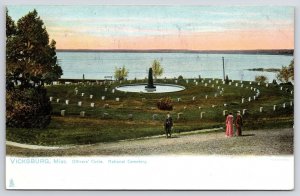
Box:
[183,106,187,110]
[242,98,245,104]
[273,105,276,111]
[105,87,108,92]
[91,103,95,107]
[90,95,93,99]
[116,98,120,102]
[214,94,217,97]
[65,100,69,105]
[175,80,178,84]
[266,83,269,87]
[177,112,183,120]
[104,104,109,108]
[101,96,105,100]
[186,80,189,83]
[242,109,247,115]
[205,95,208,99]
[200,112,205,119]
[240,80,243,84]
[61,110,66,116]
[56,98,60,103]
[112,89,115,94]
[78,101,82,106]
[250,87,253,90]
[209,80,211,83]
[212,105,216,108]
[128,114,133,120]
[217,86,220,89]
[198,106,201,110]
[75,89,78,95]
[258,82,260,86]
[235,83,238,87]
[192,96,196,101]
[216,80,219,84]
[283,103,286,108]
[241,84,244,88]
[205,83,208,87]
[223,110,228,116]
[248,97,251,102]
[249,82,252,85]
[80,111,85,117]
[177,98,181,102]
[260,107,263,112]
[49,97,53,102]
[224,103,227,107]
[290,101,293,106]
[291,91,293,95]
[212,84,215,88]
[253,96,256,100]
[222,81,225,84]
[81,93,84,97]
[195,82,198,85]
[280,87,283,90]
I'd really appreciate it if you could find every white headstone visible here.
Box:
[101,96,105,100]
[248,97,251,102]
[61,110,65,116]
[241,84,244,88]
[90,95,93,99]
[177,98,181,102]
[253,96,256,100]
[283,103,286,108]
[198,106,201,110]
[235,83,238,87]
[291,91,293,95]
[217,86,220,89]
[104,104,109,108]
[240,80,243,84]
[249,82,252,85]
[186,80,189,83]
[81,93,84,97]
[290,101,293,106]
[212,105,216,108]
[205,95,208,99]
[105,87,108,92]
[91,103,95,107]
[49,97,53,101]
[209,80,211,83]
[229,82,232,85]
[192,96,196,101]
[75,89,78,95]
[222,80,225,84]
[177,113,183,119]
[80,111,85,117]
[216,80,219,84]
[280,87,283,90]
[112,89,115,94]
[214,93,217,97]
[183,106,187,110]
[200,112,205,119]
[78,101,82,106]
[116,98,120,102]
[223,110,228,116]
[242,109,247,115]
[250,87,253,90]
[258,82,260,86]
[205,83,207,87]
[266,83,269,87]
[260,107,263,112]
[175,80,178,84]
[56,98,60,103]
[65,100,69,105]
[212,84,215,88]
[273,105,276,111]
[224,103,227,107]
[195,82,198,85]
[242,98,245,104]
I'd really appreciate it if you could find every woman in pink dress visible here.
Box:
[225,112,234,137]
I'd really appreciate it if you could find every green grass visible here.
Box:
[6,78,294,145]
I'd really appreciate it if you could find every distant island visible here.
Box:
[57,49,294,55]
[246,68,281,72]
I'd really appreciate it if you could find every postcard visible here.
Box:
[5,5,294,190]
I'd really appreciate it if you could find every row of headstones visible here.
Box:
[50,96,121,107]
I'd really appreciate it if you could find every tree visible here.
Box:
[151,59,164,79]
[277,59,294,83]
[255,75,268,83]
[114,66,129,81]
[6,9,62,87]
[6,9,61,128]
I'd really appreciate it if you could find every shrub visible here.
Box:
[157,97,173,111]
[255,75,268,83]
[6,87,52,128]
[178,75,184,80]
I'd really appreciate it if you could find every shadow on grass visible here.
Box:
[240,134,255,137]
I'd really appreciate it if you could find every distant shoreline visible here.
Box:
[57,49,294,55]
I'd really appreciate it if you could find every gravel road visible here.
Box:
[6,128,293,156]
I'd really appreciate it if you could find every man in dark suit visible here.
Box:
[165,113,173,138]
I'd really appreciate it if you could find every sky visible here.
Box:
[7,6,294,50]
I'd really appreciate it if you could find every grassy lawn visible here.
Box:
[6,78,294,145]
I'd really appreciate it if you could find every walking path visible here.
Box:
[6,128,293,156]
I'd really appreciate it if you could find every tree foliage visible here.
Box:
[151,59,164,79]
[277,59,294,83]
[255,75,268,83]
[6,9,62,87]
[6,9,61,128]
[114,65,129,81]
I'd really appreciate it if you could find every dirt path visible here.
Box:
[6,128,293,156]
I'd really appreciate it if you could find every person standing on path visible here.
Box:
[165,113,173,138]
[225,112,234,137]
[235,111,243,136]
